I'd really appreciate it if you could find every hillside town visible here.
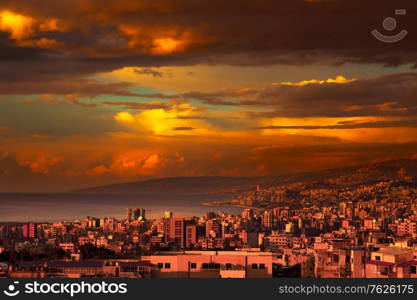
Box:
[1,167,417,278]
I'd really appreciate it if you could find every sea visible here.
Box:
[0,193,242,222]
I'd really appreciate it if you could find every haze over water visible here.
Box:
[0,193,241,222]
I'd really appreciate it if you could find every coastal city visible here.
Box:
[1,165,417,278]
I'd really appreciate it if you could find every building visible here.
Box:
[133,208,146,221]
[185,224,197,249]
[22,223,36,239]
[141,251,273,278]
[168,217,185,247]
[206,219,222,238]
[126,208,132,222]
[365,247,414,278]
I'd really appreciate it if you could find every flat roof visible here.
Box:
[397,261,417,268]
[144,251,274,256]
[374,247,412,256]
[367,260,394,267]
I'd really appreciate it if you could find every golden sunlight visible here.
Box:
[278,76,356,86]
[0,10,34,40]
[151,37,183,54]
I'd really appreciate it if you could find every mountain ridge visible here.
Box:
[70,159,417,195]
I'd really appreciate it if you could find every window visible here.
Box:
[259,264,265,269]
[226,263,232,269]
[411,266,417,274]
[252,263,258,269]
[164,263,171,269]
[157,263,163,269]
[375,256,381,261]
[380,267,388,275]
[201,263,220,269]
[190,263,197,269]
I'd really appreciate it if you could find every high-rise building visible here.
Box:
[206,212,217,220]
[126,208,132,222]
[22,223,36,239]
[171,217,185,247]
[262,210,273,229]
[133,208,146,221]
[185,224,197,249]
[162,217,198,249]
[242,209,254,219]
[206,219,222,238]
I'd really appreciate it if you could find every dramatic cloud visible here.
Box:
[173,127,195,131]
[256,119,417,130]
[173,73,417,119]
[0,0,416,86]
[1,0,417,192]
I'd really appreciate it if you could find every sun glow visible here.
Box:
[151,37,183,54]
[0,10,34,40]
[279,76,356,86]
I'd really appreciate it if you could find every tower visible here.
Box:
[126,208,132,222]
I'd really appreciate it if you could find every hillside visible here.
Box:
[71,176,276,195]
[71,159,417,197]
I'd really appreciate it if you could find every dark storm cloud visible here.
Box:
[0,79,139,97]
[172,72,417,119]
[172,126,194,131]
[134,68,166,77]
[0,0,416,86]
[256,120,417,130]
[101,101,174,110]
[250,142,417,161]
[0,151,46,191]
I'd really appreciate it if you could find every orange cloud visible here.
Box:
[86,164,109,176]
[0,9,60,48]
[107,152,167,177]
[0,10,34,40]
[278,76,356,86]
[113,102,212,136]
[18,37,62,49]
[118,24,189,54]
[118,24,213,54]
[142,153,162,169]
[22,155,64,175]
[152,37,184,54]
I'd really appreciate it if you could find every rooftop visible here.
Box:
[373,247,412,256]
[397,261,417,268]
[145,251,274,256]
[367,260,394,267]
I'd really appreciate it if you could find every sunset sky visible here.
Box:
[0,0,417,192]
